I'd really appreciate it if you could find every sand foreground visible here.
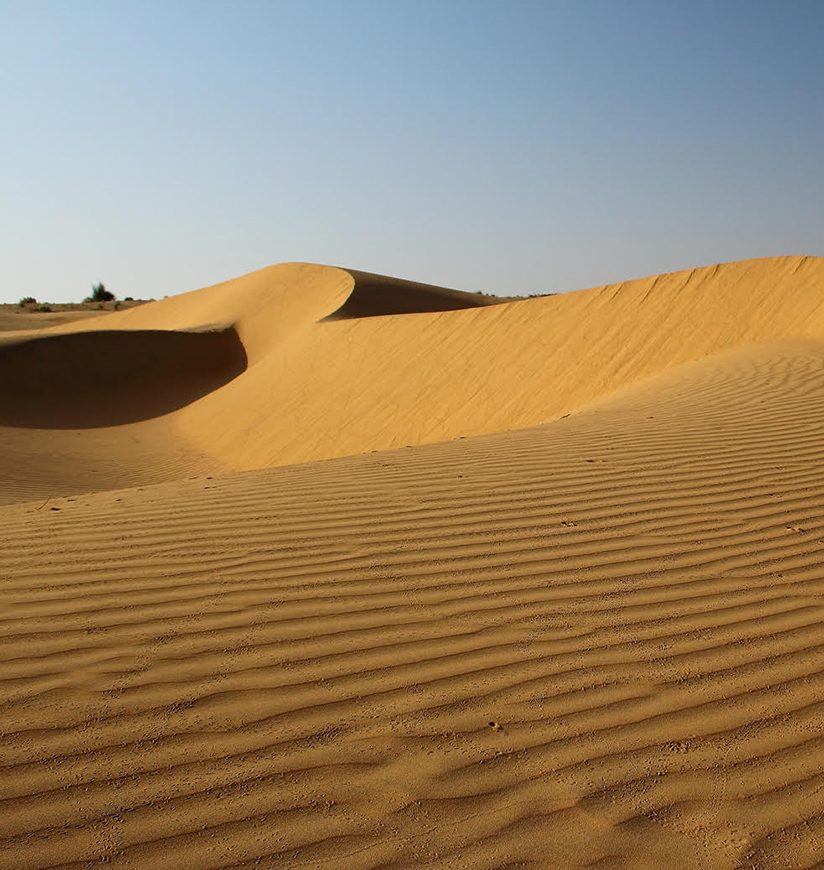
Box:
[2,258,824,867]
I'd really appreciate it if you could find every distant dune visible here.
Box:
[2,257,824,867]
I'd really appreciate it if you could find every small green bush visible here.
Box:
[35,304,52,313]
[89,282,115,303]
[19,296,36,306]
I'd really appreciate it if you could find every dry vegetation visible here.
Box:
[0,299,149,332]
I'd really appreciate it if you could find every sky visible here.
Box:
[1,0,823,303]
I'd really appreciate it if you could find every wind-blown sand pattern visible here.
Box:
[2,256,824,867]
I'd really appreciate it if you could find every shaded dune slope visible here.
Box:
[326,269,496,319]
[0,328,246,428]
[3,337,824,866]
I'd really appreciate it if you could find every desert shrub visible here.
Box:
[113,300,121,310]
[35,304,52,312]
[19,296,36,306]
[89,282,115,303]
[124,296,134,302]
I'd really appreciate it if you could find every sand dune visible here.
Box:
[2,256,824,867]
[4,255,823,503]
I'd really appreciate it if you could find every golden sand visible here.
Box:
[2,257,824,867]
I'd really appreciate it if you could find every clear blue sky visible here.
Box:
[1,0,822,302]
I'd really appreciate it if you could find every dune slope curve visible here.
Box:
[0,263,355,502]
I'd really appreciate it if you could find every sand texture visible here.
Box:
[2,256,824,867]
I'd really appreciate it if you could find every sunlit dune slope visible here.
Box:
[3,335,824,866]
[3,256,822,502]
[179,255,824,471]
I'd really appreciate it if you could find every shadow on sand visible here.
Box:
[0,328,247,428]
